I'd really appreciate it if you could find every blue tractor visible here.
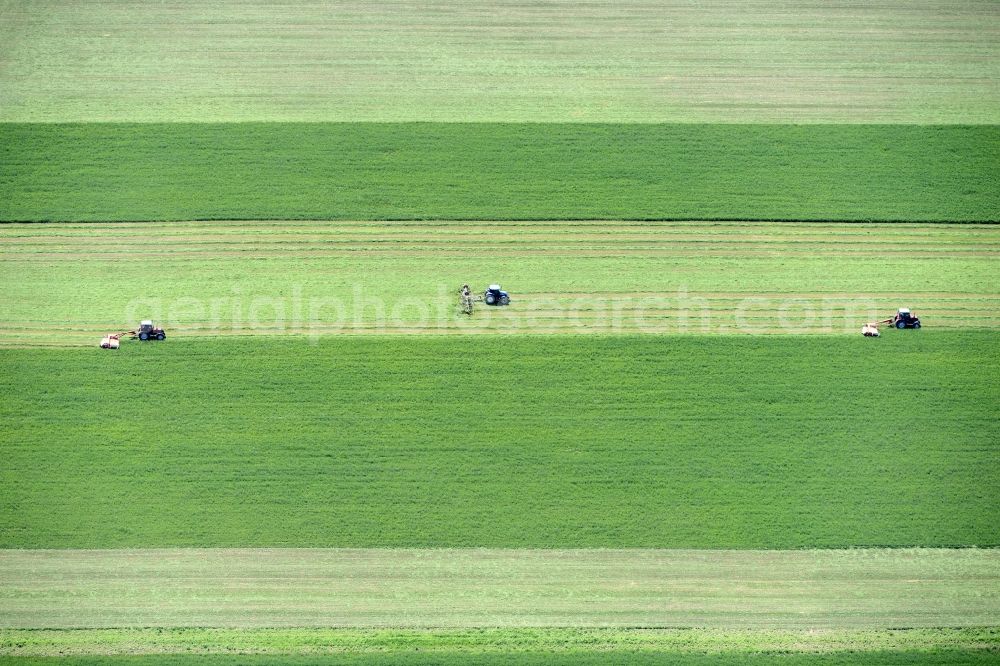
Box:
[484,284,510,306]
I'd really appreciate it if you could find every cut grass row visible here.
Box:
[2,0,998,123]
[1,124,998,222]
[1,222,997,344]
[2,549,997,630]
[1,334,997,549]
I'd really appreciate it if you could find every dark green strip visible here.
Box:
[1,627,997,665]
[3,652,998,665]
[1,124,997,222]
[2,333,997,548]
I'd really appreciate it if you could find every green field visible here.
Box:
[2,334,996,548]
[2,0,999,662]
[2,0,997,124]
[2,124,998,222]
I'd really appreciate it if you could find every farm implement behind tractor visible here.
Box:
[862,308,922,337]
[100,320,166,349]
[881,308,921,329]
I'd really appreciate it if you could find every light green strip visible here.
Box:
[2,222,998,343]
[1,549,998,630]
[2,1,998,122]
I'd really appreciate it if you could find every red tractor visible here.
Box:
[133,320,166,341]
[882,308,921,329]
[99,321,166,349]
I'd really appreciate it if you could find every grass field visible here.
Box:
[1,222,997,344]
[2,334,997,549]
[2,124,998,222]
[2,1,997,124]
[2,0,999,662]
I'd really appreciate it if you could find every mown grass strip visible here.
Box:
[1,549,997,630]
[1,222,997,344]
[1,124,998,222]
[1,334,997,548]
[3,0,998,123]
